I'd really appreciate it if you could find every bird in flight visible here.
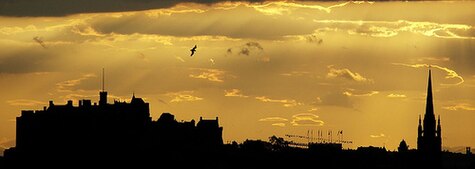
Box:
[190,45,197,56]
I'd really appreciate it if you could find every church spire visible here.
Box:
[423,67,436,138]
[425,67,434,117]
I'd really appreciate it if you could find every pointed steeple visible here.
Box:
[425,68,434,117]
[423,67,436,138]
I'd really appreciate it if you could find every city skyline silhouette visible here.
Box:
[1,68,474,168]
[0,1,474,168]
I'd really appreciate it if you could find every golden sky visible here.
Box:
[1,1,475,152]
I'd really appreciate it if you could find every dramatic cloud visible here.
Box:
[326,65,373,83]
[387,94,407,98]
[167,91,203,103]
[189,68,226,82]
[224,89,249,98]
[443,103,475,111]
[6,99,44,106]
[392,63,464,85]
[290,113,324,126]
[56,74,97,92]
[258,117,289,122]
[0,0,374,17]
[255,96,302,107]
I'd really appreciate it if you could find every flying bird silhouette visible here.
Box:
[190,45,197,56]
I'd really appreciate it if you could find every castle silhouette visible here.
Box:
[4,88,223,167]
[1,69,474,169]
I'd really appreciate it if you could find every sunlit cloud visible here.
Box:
[6,99,44,106]
[224,89,249,98]
[56,73,97,92]
[255,96,302,107]
[308,107,318,112]
[258,117,289,122]
[167,91,203,103]
[250,1,373,15]
[343,90,379,97]
[443,103,475,111]
[314,19,475,39]
[392,63,464,85]
[272,123,286,127]
[327,65,373,83]
[387,94,407,98]
[290,113,324,126]
[370,133,386,138]
[280,71,310,77]
[189,68,226,82]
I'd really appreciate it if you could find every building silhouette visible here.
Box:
[5,89,223,167]
[417,68,442,155]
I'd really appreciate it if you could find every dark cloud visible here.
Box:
[0,0,268,17]
[227,42,264,56]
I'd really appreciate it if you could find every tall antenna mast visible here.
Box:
[102,68,105,92]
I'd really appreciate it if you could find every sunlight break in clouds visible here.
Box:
[327,65,373,83]
[255,96,302,107]
[224,89,249,98]
[443,103,475,111]
[189,68,226,82]
[392,63,464,85]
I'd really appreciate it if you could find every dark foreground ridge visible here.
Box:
[1,70,475,168]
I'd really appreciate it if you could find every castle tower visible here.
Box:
[99,68,107,106]
[417,68,442,154]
